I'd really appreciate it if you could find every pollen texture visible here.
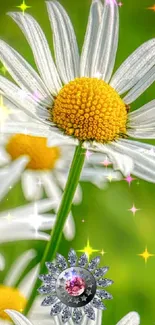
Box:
[0,285,26,320]
[6,134,60,170]
[52,77,127,142]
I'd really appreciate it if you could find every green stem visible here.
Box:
[24,143,86,315]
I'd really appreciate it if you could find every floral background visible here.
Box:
[0,0,155,324]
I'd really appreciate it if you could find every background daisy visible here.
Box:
[0,199,75,242]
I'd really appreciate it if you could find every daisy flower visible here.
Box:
[4,309,140,325]
[0,0,155,180]
[0,199,75,242]
[0,107,121,202]
[0,249,58,324]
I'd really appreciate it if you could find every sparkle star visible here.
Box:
[118,1,123,6]
[128,204,140,216]
[106,173,114,182]
[85,150,92,160]
[4,213,13,223]
[101,156,111,167]
[77,239,100,260]
[100,249,106,256]
[124,175,136,186]
[147,4,155,11]
[138,247,154,264]
[16,0,31,14]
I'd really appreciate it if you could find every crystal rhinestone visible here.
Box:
[84,305,95,320]
[65,276,86,296]
[50,302,63,316]
[56,253,68,270]
[96,289,113,300]
[92,297,106,310]
[78,253,88,267]
[88,256,101,272]
[68,248,77,267]
[61,306,71,323]
[38,285,55,294]
[45,262,60,275]
[41,295,57,306]
[39,274,56,284]
[72,308,83,324]
[97,278,114,287]
[94,267,109,279]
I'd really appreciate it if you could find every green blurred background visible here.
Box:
[0,0,155,324]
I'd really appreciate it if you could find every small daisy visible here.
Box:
[0,155,29,202]
[0,0,155,180]
[0,115,121,202]
[0,250,57,324]
[0,199,75,242]
[4,309,140,325]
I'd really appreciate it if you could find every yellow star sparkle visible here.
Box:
[16,0,31,14]
[147,4,155,11]
[100,249,106,256]
[4,213,13,223]
[138,246,154,264]
[0,95,12,125]
[0,65,7,76]
[77,239,100,260]
[106,173,114,182]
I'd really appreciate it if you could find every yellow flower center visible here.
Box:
[6,134,60,170]
[0,285,26,320]
[52,77,127,142]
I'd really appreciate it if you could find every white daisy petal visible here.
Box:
[110,39,155,94]
[31,214,56,230]
[128,100,155,124]
[112,139,155,182]
[0,146,10,166]
[46,0,79,84]
[4,249,36,287]
[0,227,50,243]
[0,40,52,105]
[0,199,58,218]
[116,312,140,325]
[0,77,50,121]
[47,133,79,147]
[0,122,52,138]
[21,170,43,201]
[0,253,5,271]
[5,310,33,325]
[0,156,29,201]
[124,65,155,104]
[19,264,40,298]
[91,0,119,82]
[83,141,133,176]
[80,0,103,77]
[127,128,155,139]
[8,12,62,95]
[63,212,75,240]
[41,172,62,200]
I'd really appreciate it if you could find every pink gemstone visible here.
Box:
[65,276,86,296]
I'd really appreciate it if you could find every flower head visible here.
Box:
[0,0,155,181]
